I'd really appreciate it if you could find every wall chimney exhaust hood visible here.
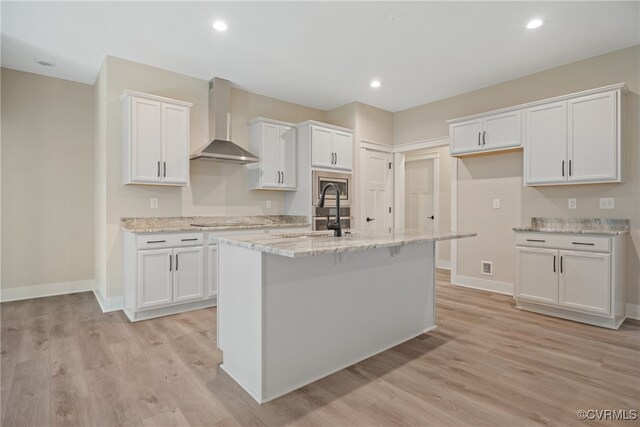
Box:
[190,77,259,164]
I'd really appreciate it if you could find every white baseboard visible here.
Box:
[436,260,451,270]
[451,274,513,295]
[93,288,124,313]
[0,279,96,302]
[626,303,640,320]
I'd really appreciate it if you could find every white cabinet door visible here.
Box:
[516,247,558,304]
[483,110,521,150]
[173,246,205,304]
[138,248,173,310]
[450,119,482,155]
[568,91,618,183]
[161,103,189,185]
[559,251,610,315]
[280,126,297,189]
[311,126,334,168]
[261,123,281,188]
[131,97,162,183]
[524,101,567,185]
[333,131,353,171]
[207,244,218,298]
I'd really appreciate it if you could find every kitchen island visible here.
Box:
[215,228,476,403]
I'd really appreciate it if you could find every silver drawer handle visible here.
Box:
[181,238,198,242]
[526,239,546,242]
[147,240,166,244]
[572,242,595,246]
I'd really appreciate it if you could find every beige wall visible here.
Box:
[393,45,640,304]
[101,56,327,298]
[1,68,95,289]
[94,60,107,298]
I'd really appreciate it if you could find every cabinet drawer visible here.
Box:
[137,233,204,249]
[515,233,611,253]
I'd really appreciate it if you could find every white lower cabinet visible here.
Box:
[514,232,625,329]
[173,246,205,303]
[138,248,173,310]
[124,231,214,321]
[559,251,610,315]
[207,244,218,298]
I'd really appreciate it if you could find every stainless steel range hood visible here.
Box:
[190,77,259,164]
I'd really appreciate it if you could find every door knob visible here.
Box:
[366,217,375,222]
[427,215,435,220]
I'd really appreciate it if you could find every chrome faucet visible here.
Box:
[318,183,342,237]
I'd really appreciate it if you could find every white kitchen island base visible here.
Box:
[218,241,437,404]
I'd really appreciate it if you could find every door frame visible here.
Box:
[402,153,440,236]
[360,142,394,230]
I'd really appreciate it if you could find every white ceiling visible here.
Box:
[2,1,639,112]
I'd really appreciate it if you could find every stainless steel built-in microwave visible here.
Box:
[312,171,352,207]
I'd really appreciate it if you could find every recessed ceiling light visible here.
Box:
[388,12,406,22]
[34,59,55,67]
[526,19,543,29]
[212,20,229,32]
[370,80,382,88]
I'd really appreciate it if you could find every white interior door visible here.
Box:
[363,150,392,230]
[405,158,435,231]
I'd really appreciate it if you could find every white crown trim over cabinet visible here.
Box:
[514,231,625,329]
[248,118,297,190]
[122,90,193,186]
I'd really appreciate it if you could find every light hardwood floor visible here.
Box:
[2,270,638,427]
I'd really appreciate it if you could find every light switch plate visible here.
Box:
[493,198,500,209]
[568,198,577,209]
[600,198,615,209]
[266,200,272,209]
[150,198,158,209]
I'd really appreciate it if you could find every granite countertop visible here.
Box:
[121,215,310,233]
[215,229,477,258]
[513,218,629,236]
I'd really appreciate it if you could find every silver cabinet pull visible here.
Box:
[281,171,284,184]
[335,153,337,164]
[157,161,160,177]
[181,238,198,242]
[169,254,172,271]
[147,240,166,244]
[553,255,556,273]
[572,242,595,246]
[526,239,546,242]
[562,160,565,177]
[569,160,572,176]
[482,131,486,146]
[163,161,166,178]
[560,256,563,273]
[175,254,179,271]
[478,132,481,146]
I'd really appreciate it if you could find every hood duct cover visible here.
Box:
[190,77,259,164]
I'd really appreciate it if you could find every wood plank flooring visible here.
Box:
[1,270,638,426]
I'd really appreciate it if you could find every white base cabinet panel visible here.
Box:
[514,232,625,329]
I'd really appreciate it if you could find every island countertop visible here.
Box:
[215,229,476,258]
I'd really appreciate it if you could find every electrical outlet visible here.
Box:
[150,198,158,209]
[493,198,500,209]
[599,198,615,209]
[568,198,577,209]
[266,200,272,209]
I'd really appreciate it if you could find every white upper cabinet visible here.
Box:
[523,85,624,186]
[568,91,619,183]
[304,124,353,171]
[248,118,297,190]
[524,101,567,185]
[449,111,520,156]
[122,90,193,186]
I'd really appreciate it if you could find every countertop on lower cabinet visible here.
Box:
[120,215,310,233]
